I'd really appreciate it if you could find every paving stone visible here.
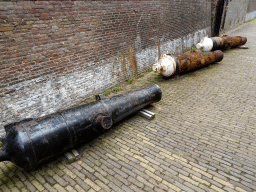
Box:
[65,185,76,192]
[74,184,86,192]
[162,180,181,192]
[31,180,44,192]
[154,187,166,192]
[171,166,189,177]
[173,181,194,192]
[53,184,67,192]
[130,184,144,192]
[198,184,216,192]
[80,169,97,181]
[12,177,24,188]
[43,183,57,192]
[53,175,68,187]
[81,159,96,168]
[100,164,115,175]
[183,182,205,192]
[21,188,29,192]
[127,176,143,188]
[145,170,163,182]
[113,168,128,178]
[229,180,253,192]
[192,167,212,178]
[62,175,76,186]
[95,180,111,192]
[94,172,109,184]
[106,175,123,187]
[71,162,83,171]
[84,178,101,191]
[62,168,77,179]
[201,176,223,188]
[23,181,36,192]
[223,186,236,192]
[235,186,248,192]
[52,166,65,177]
[106,159,121,169]
[74,177,90,191]
[213,176,234,189]
[240,180,256,191]
[191,174,210,186]
[210,184,226,192]
[121,185,134,192]
[229,171,252,183]
[43,175,56,185]
[137,176,155,189]
[108,182,125,192]
[114,174,130,186]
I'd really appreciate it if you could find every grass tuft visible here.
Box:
[247,18,256,23]
[127,66,153,84]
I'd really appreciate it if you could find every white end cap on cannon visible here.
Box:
[196,36,213,52]
[152,54,176,77]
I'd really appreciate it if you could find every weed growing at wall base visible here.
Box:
[247,17,256,23]
[127,66,153,84]
[188,45,197,51]
[103,87,121,96]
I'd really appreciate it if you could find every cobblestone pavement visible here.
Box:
[1,20,256,192]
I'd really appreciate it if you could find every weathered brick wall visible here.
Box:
[0,0,211,135]
[221,0,249,32]
[248,0,256,13]
[246,0,256,21]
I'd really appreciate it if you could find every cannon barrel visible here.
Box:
[196,35,247,52]
[153,50,224,77]
[0,84,162,169]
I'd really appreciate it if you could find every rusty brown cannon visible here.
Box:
[0,84,162,170]
[153,50,224,77]
[196,35,247,52]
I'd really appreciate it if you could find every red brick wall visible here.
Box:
[0,1,210,93]
[0,1,211,134]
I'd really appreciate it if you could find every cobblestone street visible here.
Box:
[1,20,256,192]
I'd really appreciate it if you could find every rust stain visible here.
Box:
[126,47,137,74]
[158,40,161,61]
[121,54,126,78]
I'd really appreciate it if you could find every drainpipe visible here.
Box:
[213,0,225,36]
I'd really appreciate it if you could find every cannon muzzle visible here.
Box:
[0,84,162,169]
[153,50,224,77]
[196,35,247,52]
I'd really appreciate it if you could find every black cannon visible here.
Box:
[0,84,162,169]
